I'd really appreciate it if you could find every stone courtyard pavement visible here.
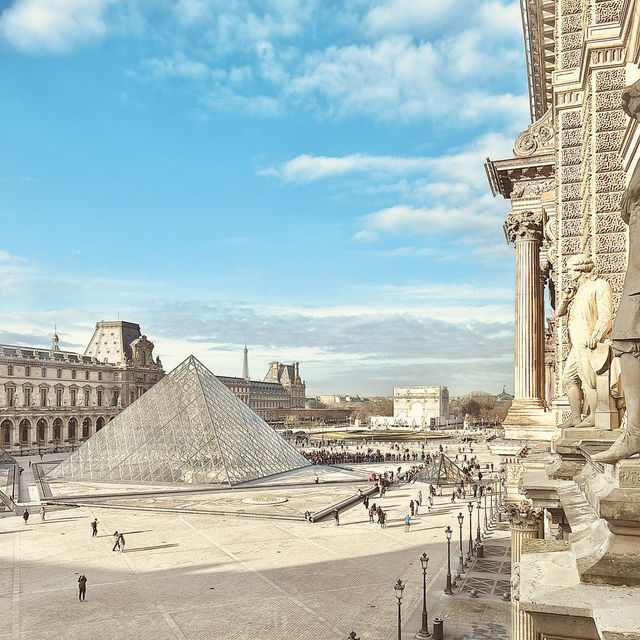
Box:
[1,444,509,640]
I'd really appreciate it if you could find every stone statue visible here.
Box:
[593,80,640,463]
[554,254,614,428]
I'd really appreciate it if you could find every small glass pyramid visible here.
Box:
[0,447,16,465]
[415,453,469,486]
[49,355,310,486]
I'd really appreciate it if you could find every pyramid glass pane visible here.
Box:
[48,355,310,486]
[0,447,16,465]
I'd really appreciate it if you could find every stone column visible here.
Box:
[508,503,544,640]
[503,211,547,429]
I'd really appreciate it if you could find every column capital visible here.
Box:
[504,211,543,244]
[507,501,544,528]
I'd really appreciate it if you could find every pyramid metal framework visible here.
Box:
[49,355,310,486]
[0,447,16,465]
[415,454,468,486]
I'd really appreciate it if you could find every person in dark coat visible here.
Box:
[78,574,87,601]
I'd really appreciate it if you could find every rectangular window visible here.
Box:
[7,365,13,376]
[56,368,62,379]
[85,371,89,380]
[41,367,46,377]
[114,372,119,380]
[71,389,77,406]
[84,390,90,406]
[24,388,31,406]
[56,389,63,407]
[71,370,76,380]
[7,388,15,407]
[25,365,30,377]
[97,390,103,407]
[98,371,102,381]
[40,388,47,406]
[113,390,119,406]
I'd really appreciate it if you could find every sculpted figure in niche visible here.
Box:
[555,254,614,428]
[594,80,640,463]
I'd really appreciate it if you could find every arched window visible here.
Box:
[53,418,63,441]
[36,419,46,442]
[68,417,77,440]
[1,419,12,445]
[96,417,104,432]
[82,417,91,438]
[19,419,30,443]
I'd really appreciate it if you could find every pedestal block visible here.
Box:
[549,429,618,480]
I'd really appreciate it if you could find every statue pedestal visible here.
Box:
[548,428,619,480]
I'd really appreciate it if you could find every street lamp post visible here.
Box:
[483,490,488,532]
[457,512,465,576]
[493,477,499,520]
[444,526,453,595]
[394,579,404,640]
[476,498,482,543]
[467,501,474,559]
[417,553,430,638]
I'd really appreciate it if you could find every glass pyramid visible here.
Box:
[0,447,16,465]
[415,453,469,486]
[49,355,310,486]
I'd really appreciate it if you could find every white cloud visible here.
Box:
[363,204,499,237]
[0,0,115,53]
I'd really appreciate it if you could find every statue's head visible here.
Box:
[622,79,640,120]
[567,253,595,280]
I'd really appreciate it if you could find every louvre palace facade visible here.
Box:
[0,321,164,453]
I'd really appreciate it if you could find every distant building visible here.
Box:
[370,385,450,429]
[217,348,306,419]
[393,386,449,426]
[0,322,164,452]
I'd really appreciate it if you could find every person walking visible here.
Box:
[22,509,29,525]
[91,519,98,537]
[118,533,126,552]
[333,509,339,526]
[418,490,423,506]
[112,531,121,552]
[368,506,375,523]
[404,514,411,532]
[40,506,46,521]
[78,574,87,601]
[409,500,415,516]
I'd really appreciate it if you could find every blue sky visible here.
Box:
[0,0,528,396]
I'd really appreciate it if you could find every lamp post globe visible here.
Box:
[394,579,404,640]
[417,553,431,638]
[444,526,453,595]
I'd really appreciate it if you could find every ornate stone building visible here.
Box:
[485,0,638,440]
[217,349,306,419]
[0,322,164,452]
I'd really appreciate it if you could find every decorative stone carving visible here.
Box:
[507,502,544,529]
[514,110,555,158]
[504,212,544,243]
[511,562,520,601]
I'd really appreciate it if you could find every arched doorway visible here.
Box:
[19,419,30,444]
[68,417,77,440]
[1,419,12,446]
[82,417,91,439]
[36,418,47,442]
[96,417,104,432]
